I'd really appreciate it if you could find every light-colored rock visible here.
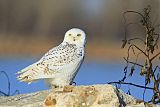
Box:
[44,84,138,107]
[0,84,158,107]
[0,89,51,107]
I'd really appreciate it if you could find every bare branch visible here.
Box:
[150,52,160,61]
[128,37,146,44]
[120,5,160,104]
[131,44,148,57]
[123,11,145,20]
[0,91,8,96]
[0,71,20,96]
[0,71,10,96]
[124,57,143,67]
[108,81,154,90]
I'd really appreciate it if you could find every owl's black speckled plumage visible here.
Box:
[41,42,83,66]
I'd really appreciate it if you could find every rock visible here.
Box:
[0,89,51,107]
[0,84,158,107]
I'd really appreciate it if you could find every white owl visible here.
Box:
[17,28,86,88]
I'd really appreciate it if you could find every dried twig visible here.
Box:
[0,71,19,96]
[111,5,160,104]
[108,81,154,90]
[124,57,143,67]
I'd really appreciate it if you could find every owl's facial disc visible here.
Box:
[64,28,86,46]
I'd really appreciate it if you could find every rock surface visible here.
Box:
[0,84,157,107]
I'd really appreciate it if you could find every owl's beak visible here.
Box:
[73,37,76,41]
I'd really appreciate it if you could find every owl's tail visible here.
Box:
[16,62,43,84]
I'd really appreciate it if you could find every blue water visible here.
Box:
[0,57,152,101]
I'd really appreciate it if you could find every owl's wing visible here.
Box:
[17,44,83,83]
[17,61,49,83]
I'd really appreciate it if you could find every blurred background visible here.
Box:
[0,0,160,101]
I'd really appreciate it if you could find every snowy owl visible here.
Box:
[17,28,86,88]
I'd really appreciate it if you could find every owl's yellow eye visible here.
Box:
[77,34,81,37]
[69,34,72,36]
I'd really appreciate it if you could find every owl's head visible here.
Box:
[63,28,86,46]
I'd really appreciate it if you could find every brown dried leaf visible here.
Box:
[140,66,146,75]
[122,40,127,48]
[129,66,135,76]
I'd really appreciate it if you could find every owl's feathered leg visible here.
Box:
[53,85,64,93]
[45,79,64,92]
[45,78,74,92]
[53,85,74,93]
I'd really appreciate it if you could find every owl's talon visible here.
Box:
[71,82,76,86]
